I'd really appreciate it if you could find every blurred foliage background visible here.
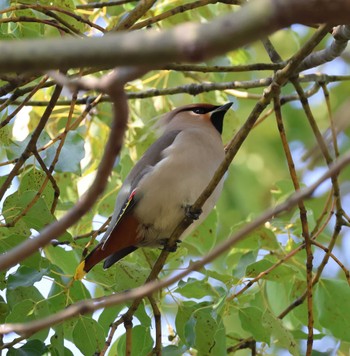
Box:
[0,0,350,355]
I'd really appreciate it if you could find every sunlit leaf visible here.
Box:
[44,131,85,175]
[175,277,218,299]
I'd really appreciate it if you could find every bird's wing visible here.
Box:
[101,188,138,249]
[74,130,181,278]
[100,129,181,247]
[124,130,181,191]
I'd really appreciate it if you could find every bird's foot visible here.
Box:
[159,238,181,252]
[184,204,202,220]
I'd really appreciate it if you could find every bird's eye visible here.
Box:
[192,108,207,114]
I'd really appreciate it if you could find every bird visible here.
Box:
[74,102,232,279]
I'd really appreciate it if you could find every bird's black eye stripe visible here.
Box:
[191,107,215,115]
[192,108,206,114]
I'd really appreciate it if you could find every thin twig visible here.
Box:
[0,75,49,128]
[227,244,304,301]
[148,296,162,356]
[113,0,156,31]
[274,93,314,355]
[311,240,350,284]
[131,0,241,30]
[0,83,63,202]
[77,0,136,9]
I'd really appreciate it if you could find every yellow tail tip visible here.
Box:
[74,261,87,280]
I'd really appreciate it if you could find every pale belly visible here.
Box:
[133,130,225,246]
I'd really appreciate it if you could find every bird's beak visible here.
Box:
[210,102,233,134]
[212,102,233,114]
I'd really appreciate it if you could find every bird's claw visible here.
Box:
[184,205,202,220]
[159,238,181,252]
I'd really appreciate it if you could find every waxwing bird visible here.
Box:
[75,102,232,279]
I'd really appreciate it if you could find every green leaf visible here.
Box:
[3,190,54,230]
[44,245,79,276]
[233,227,280,251]
[0,270,5,290]
[68,280,91,303]
[5,131,51,160]
[80,261,119,289]
[162,345,188,356]
[72,316,105,355]
[6,298,50,341]
[62,317,79,344]
[96,172,121,216]
[184,317,196,346]
[45,131,85,174]
[191,307,226,354]
[204,268,237,285]
[239,306,270,343]
[315,279,350,342]
[54,172,79,205]
[7,265,48,289]
[134,301,152,327]
[1,195,31,237]
[222,303,253,339]
[6,286,45,309]
[46,279,67,313]
[176,301,226,354]
[8,339,48,356]
[112,261,150,291]
[19,167,55,208]
[232,250,258,279]
[0,296,10,323]
[175,277,217,299]
[176,301,202,346]
[184,210,218,255]
[245,258,297,281]
[49,325,66,356]
[262,309,298,356]
[9,9,44,38]
[98,305,125,333]
[0,121,11,146]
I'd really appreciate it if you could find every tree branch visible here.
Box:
[1,0,350,73]
[298,25,350,72]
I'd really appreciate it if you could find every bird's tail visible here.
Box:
[74,243,106,280]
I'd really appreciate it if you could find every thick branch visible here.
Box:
[1,0,350,73]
